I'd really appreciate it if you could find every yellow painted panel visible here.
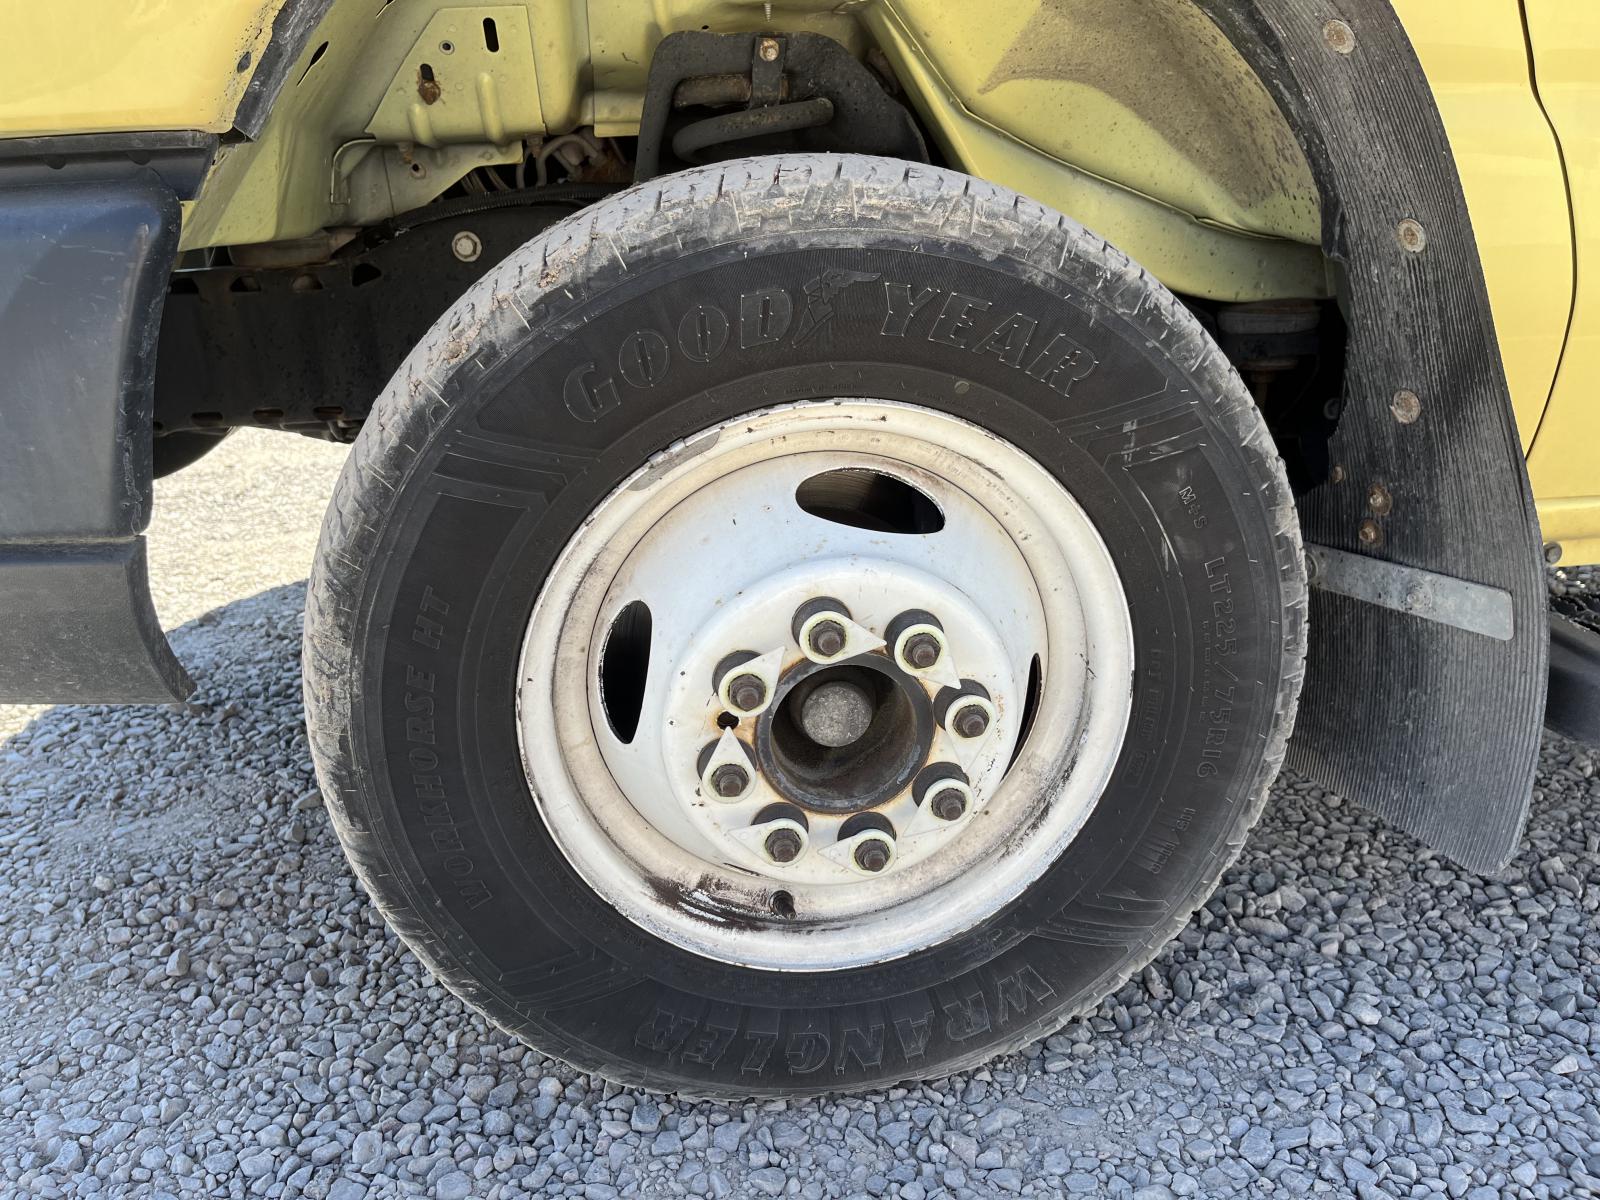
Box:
[1537,498,1600,568]
[0,1,287,136]
[861,3,1328,302]
[885,0,1320,244]
[1525,3,1600,529]
[1392,1,1571,453]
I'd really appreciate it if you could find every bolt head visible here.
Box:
[764,827,803,863]
[951,702,990,739]
[759,37,780,61]
[930,787,967,822]
[451,231,482,262]
[1357,519,1382,547]
[1367,483,1392,516]
[728,672,767,713]
[854,837,891,873]
[1322,18,1356,54]
[1545,542,1563,565]
[808,619,847,658]
[903,632,942,671]
[1391,389,1421,425]
[1396,218,1427,253]
[709,764,749,798]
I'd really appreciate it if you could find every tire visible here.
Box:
[303,154,1305,1097]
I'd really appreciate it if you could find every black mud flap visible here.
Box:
[0,171,195,703]
[1548,605,1600,747]
[1197,1,1547,872]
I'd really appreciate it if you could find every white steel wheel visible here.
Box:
[517,400,1135,971]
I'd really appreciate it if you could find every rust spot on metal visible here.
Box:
[418,63,442,105]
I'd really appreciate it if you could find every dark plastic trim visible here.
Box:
[0,131,216,200]
[0,174,193,702]
[1548,614,1600,747]
[0,541,192,704]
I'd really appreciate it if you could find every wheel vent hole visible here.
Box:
[716,711,740,730]
[795,469,943,535]
[771,890,795,918]
[600,600,652,744]
[1006,654,1043,773]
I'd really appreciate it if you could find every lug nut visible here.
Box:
[951,701,990,739]
[930,786,967,822]
[727,672,767,713]
[710,764,749,798]
[903,631,942,670]
[854,837,892,873]
[808,619,847,658]
[764,827,803,863]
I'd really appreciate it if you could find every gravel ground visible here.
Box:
[2,430,1599,1200]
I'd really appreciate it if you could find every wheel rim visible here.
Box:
[517,400,1134,971]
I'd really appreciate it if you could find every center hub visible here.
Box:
[757,658,934,816]
[799,678,875,747]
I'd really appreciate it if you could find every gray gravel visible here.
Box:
[2,430,1600,1199]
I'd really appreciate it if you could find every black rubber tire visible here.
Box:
[303,154,1306,1098]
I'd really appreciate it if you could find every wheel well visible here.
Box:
[169,2,1340,461]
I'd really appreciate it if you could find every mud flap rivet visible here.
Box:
[1323,19,1356,55]
[1391,389,1422,424]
